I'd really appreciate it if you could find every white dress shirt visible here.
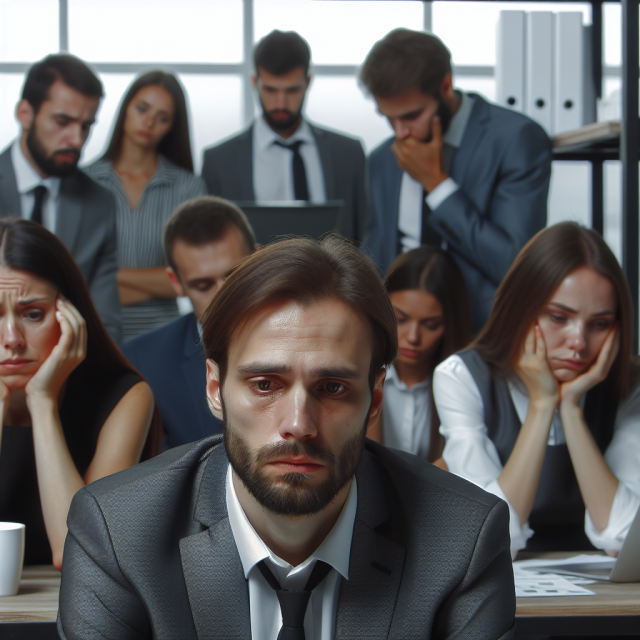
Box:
[11,140,61,233]
[252,117,326,203]
[433,354,640,555]
[382,365,432,459]
[398,92,475,253]
[225,465,357,640]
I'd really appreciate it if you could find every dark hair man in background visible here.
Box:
[0,54,122,342]
[360,29,552,332]
[59,236,515,640]
[121,196,255,450]
[201,30,367,242]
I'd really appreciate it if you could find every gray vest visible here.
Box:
[458,349,618,551]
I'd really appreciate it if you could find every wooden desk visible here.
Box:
[515,552,640,637]
[0,566,59,640]
[2,561,638,637]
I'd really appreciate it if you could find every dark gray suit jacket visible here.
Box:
[363,94,552,332]
[57,436,515,639]
[121,313,222,450]
[0,146,122,343]
[201,122,367,241]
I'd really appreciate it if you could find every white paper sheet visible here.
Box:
[515,575,596,597]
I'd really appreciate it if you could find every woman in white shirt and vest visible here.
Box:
[368,246,471,462]
[434,222,640,556]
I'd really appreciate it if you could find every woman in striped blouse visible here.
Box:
[87,71,206,341]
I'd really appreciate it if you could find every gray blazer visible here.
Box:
[0,146,122,343]
[58,435,515,639]
[201,122,367,242]
[363,94,552,332]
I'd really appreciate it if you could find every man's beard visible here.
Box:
[423,97,453,143]
[224,411,366,517]
[260,99,304,132]
[26,125,80,177]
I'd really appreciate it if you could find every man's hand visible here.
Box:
[391,116,449,193]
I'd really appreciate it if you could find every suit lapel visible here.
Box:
[335,452,406,639]
[56,176,83,251]
[181,314,212,439]
[452,95,490,188]
[179,443,252,638]
[237,127,256,200]
[0,147,21,217]
[311,125,336,199]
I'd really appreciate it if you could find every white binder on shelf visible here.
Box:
[554,12,584,134]
[526,11,554,133]
[496,11,525,113]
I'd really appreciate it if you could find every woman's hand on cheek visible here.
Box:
[560,325,619,407]
[515,324,559,409]
[0,378,11,424]
[25,298,87,404]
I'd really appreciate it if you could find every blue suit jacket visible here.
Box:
[363,94,552,332]
[121,313,222,450]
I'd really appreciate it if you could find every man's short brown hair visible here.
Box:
[163,196,255,273]
[201,235,398,388]
[359,28,452,99]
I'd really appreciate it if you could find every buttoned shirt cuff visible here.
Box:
[585,483,640,551]
[485,479,533,559]
[425,177,459,211]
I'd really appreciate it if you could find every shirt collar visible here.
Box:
[385,364,431,391]
[226,463,357,581]
[254,116,314,152]
[11,140,61,199]
[443,91,475,149]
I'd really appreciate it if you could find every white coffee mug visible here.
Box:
[0,522,25,596]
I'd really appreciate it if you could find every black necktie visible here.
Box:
[30,185,48,225]
[274,140,309,201]
[421,189,443,246]
[257,559,332,640]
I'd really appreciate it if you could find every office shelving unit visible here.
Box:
[435,0,639,348]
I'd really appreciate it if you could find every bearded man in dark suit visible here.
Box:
[58,235,515,640]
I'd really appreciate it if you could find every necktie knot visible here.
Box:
[30,185,48,225]
[257,559,332,640]
[273,140,304,153]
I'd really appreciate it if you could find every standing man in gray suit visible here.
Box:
[58,236,515,640]
[201,30,367,242]
[0,54,121,342]
[361,29,552,332]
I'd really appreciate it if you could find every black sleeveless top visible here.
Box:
[458,349,620,551]
[0,360,143,565]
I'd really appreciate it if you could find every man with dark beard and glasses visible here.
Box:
[201,30,367,242]
[0,54,121,342]
[58,235,515,640]
[360,29,552,332]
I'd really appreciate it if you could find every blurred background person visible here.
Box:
[434,223,640,556]
[360,29,552,332]
[87,71,206,341]
[201,30,367,242]
[368,245,471,463]
[0,54,122,343]
[0,218,159,570]
[122,196,255,450]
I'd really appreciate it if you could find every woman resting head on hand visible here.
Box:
[433,222,639,555]
[368,245,471,462]
[0,218,160,569]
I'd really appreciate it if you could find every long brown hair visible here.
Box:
[0,218,161,458]
[386,246,472,460]
[102,71,194,172]
[474,222,634,398]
